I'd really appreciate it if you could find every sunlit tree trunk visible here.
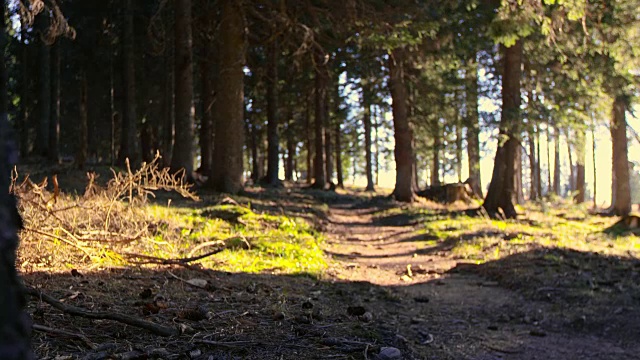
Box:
[574,127,586,203]
[610,95,631,215]
[592,125,597,207]
[483,40,523,219]
[305,89,313,184]
[535,124,542,198]
[553,126,561,196]
[431,117,441,186]
[388,48,414,202]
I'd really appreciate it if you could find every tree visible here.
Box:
[483,40,523,219]
[265,37,280,185]
[389,48,415,202]
[171,0,195,176]
[208,0,245,194]
[610,95,631,215]
[118,0,141,167]
[34,12,51,158]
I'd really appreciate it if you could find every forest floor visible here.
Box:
[15,167,640,359]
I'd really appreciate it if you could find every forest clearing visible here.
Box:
[8,164,640,360]
[1,0,640,359]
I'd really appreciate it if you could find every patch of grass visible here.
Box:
[145,204,327,276]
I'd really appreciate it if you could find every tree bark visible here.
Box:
[171,0,195,176]
[455,111,463,183]
[574,127,586,203]
[592,126,597,207]
[335,121,344,188]
[388,49,414,202]
[265,38,280,185]
[208,0,245,194]
[77,70,88,169]
[19,33,29,158]
[363,86,374,191]
[431,117,441,186]
[285,114,294,181]
[199,45,215,175]
[324,97,333,186]
[312,52,327,188]
[553,126,561,196]
[610,95,631,215]
[527,129,538,200]
[567,129,575,193]
[48,41,60,163]
[119,0,141,167]
[305,89,313,184]
[535,123,542,197]
[0,113,34,360]
[546,124,552,195]
[35,13,50,158]
[466,59,482,197]
[483,40,523,219]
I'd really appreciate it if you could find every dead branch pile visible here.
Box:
[13,155,200,269]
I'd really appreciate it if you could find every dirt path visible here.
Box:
[322,199,640,360]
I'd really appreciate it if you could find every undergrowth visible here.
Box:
[14,156,326,276]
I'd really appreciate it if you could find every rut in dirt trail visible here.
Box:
[320,196,640,360]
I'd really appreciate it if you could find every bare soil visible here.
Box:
[22,186,640,359]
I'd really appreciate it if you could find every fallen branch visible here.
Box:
[121,247,225,265]
[32,323,96,349]
[194,340,259,348]
[23,227,92,257]
[25,287,178,337]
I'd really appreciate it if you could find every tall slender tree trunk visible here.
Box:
[515,146,524,204]
[199,47,215,174]
[162,39,174,168]
[305,89,312,184]
[77,70,88,169]
[483,40,523,219]
[374,105,380,186]
[312,53,327,188]
[553,126,561,196]
[546,124,552,195]
[535,123,542,197]
[567,129,575,193]
[265,38,280,185]
[285,114,294,181]
[324,99,333,186]
[363,87,374,191]
[119,0,141,167]
[610,95,631,215]
[171,0,195,176]
[466,58,482,197]
[455,111,463,183]
[574,127,586,203]
[49,41,60,163]
[592,125,597,207]
[35,13,51,158]
[431,118,441,186]
[19,33,29,158]
[208,0,245,194]
[527,130,538,200]
[335,122,344,188]
[388,48,414,202]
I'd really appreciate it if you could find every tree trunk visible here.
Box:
[535,123,542,198]
[199,47,215,174]
[77,70,88,169]
[162,37,174,168]
[567,129,575,193]
[49,41,60,163]
[109,49,116,165]
[335,121,344,188]
[285,114,294,181]
[455,112,463,183]
[388,49,414,202]
[592,126,597,207]
[431,118,441,186]
[610,95,631,215]
[527,129,538,200]
[324,97,333,186]
[466,59,482,197]
[574,127,586,203]
[35,13,50,158]
[19,33,29,158]
[208,0,245,194]
[483,40,523,219]
[305,89,312,184]
[515,145,524,204]
[265,38,280,185]
[119,0,141,167]
[374,105,380,186]
[312,53,327,188]
[546,124,552,195]
[363,87,374,191]
[0,113,33,360]
[553,126,561,196]
[171,0,195,176]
